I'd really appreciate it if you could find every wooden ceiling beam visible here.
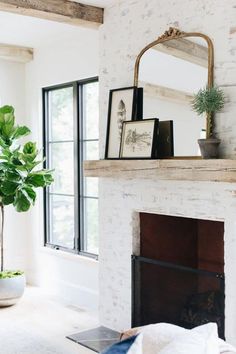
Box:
[0,0,104,27]
[0,43,33,63]
[154,38,208,68]
[140,81,194,104]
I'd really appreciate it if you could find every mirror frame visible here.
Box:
[133,27,214,138]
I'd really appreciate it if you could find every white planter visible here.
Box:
[0,273,25,307]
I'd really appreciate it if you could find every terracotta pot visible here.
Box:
[198,138,221,159]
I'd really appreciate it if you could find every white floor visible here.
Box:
[0,287,99,354]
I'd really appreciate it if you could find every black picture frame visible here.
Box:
[119,118,159,159]
[105,86,140,159]
[137,87,143,120]
[156,120,174,158]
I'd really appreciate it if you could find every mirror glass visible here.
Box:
[138,37,208,157]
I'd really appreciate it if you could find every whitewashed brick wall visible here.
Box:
[99,0,236,344]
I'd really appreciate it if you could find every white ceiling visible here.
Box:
[0,11,99,48]
[0,0,117,48]
[0,0,116,48]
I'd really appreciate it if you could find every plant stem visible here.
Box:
[0,204,4,272]
[206,112,213,138]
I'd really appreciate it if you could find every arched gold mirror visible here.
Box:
[134,27,214,157]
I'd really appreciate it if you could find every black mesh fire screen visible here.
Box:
[132,255,225,339]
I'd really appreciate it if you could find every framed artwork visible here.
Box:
[137,87,143,120]
[156,120,174,158]
[120,118,159,159]
[105,86,139,159]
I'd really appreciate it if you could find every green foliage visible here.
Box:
[0,270,24,279]
[0,105,53,212]
[192,86,225,115]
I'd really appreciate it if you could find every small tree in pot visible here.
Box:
[0,105,53,306]
[192,86,225,158]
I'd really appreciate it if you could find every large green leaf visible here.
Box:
[0,106,14,115]
[44,173,54,185]
[1,147,11,158]
[23,186,36,204]
[23,141,37,156]
[4,112,15,126]
[2,195,14,205]
[12,157,23,166]
[13,190,31,212]
[5,171,21,182]
[26,174,46,187]
[2,112,15,137]
[0,136,8,148]
[25,160,42,172]
[1,180,19,195]
[0,106,14,126]
[0,156,9,161]
[0,162,11,170]
[12,126,31,139]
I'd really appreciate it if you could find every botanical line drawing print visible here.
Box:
[125,128,152,152]
[117,99,126,138]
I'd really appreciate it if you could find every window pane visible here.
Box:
[44,79,99,256]
[49,195,74,248]
[49,142,74,195]
[83,198,98,254]
[83,82,99,140]
[84,177,98,198]
[83,141,99,160]
[49,86,73,141]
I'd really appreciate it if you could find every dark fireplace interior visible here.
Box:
[132,213,225,338]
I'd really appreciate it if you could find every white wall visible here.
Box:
[25,26,99,311]
[0,59,29,272]
[99,0,236,343]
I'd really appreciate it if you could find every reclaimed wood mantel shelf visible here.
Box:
[83,159,236,183]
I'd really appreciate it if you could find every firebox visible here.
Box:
[132,213,225,339]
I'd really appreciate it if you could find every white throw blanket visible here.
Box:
[133,323,236,354]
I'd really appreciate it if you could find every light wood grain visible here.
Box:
[230,26,236,34]
[140,81,194,104]
[0,0,103,27]
[0,43,33,63]
[154,38,208,68]
[84,159,236,183]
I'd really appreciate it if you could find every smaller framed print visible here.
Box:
[120,118,159,159]
[105,86,139,159]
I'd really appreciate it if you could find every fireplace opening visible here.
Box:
[132,213,225,338]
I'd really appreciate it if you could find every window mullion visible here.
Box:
[43,89,50,247]
[73,82,80,253]
[78,82,86,253]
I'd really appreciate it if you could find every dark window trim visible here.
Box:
[42,77,99,260]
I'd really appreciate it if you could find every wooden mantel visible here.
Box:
[84,159,236,183]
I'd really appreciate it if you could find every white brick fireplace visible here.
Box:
[99,179,236,344]
[97,0,236,346]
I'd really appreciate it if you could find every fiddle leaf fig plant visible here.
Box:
[0,105,53,273]
[191,86,225,138]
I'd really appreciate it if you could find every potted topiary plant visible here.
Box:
[192,86,225,159]
[0,105,53,306]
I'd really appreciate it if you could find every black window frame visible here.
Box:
[43,77,99,260]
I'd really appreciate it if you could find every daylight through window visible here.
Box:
[43,78,99,257]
